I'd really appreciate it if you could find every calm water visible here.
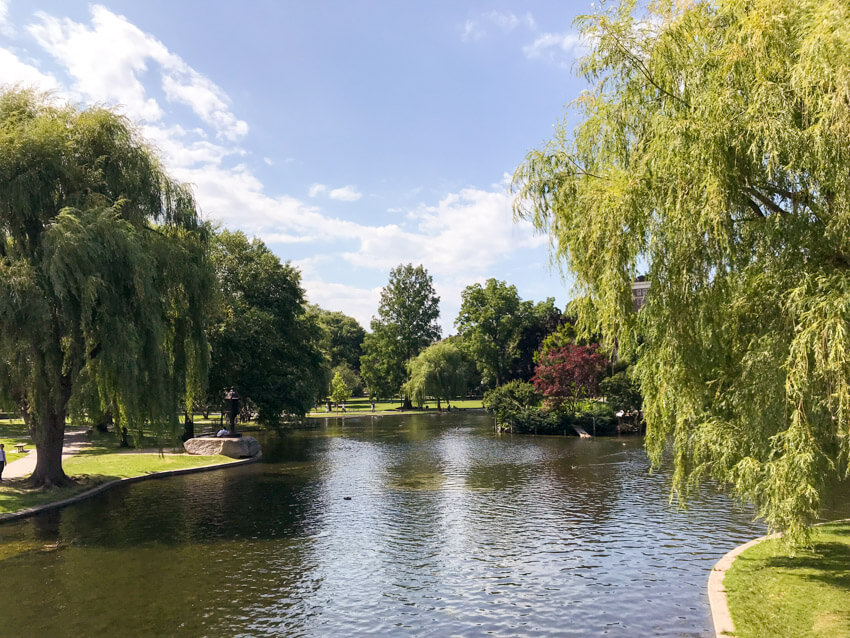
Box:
[0,412,837,637]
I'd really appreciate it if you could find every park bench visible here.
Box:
[14,443,25,453]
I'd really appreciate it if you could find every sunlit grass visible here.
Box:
[0,453,237,516]
[307,397,484,416]
[724,521,850,638]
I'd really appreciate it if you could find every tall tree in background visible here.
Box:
[509,297,563,381]
[0,90,212,486]
[513,0,850,539]
[455,279,531,387]
[208,230,325,424]
[307,306,366,371]
[360,264,440,406]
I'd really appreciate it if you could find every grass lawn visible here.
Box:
[307,397,484,416]
[63,452,236,478]
[724,520,850,638]
[0,452,237,516]
[0,419,32,464]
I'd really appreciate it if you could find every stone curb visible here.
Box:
[708,532,780,637]
[0,452,261,525]
[708,518,850,637]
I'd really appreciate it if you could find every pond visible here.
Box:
[0,412,845,637]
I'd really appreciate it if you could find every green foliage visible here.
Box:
[331,364,362,397]
[600,370,642,414]
[404,341,471,408]
[483,380,542,429]
[509,297,564,381]
[0,89,213,485]
[307,305,366,371]
[360,264,441,398]
[207,230,325,424]
[329,371,352,407]
[512,0,850,540]
[455,279,533,387]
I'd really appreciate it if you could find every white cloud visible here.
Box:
[329,185,362,202]
[0,4,553,330]
[0,0,12,36]
[309,183,328,197]
[0,47,61,92]
[461,11,536,43]
[300,278,381,329]
[28,5,247,139]
[263,157,274,166]
[487,11,536,32]
[309,183,362,201]
[342,184,544,277]
[461,19,485,43]
[523,31,588,66]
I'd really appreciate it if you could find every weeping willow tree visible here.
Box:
[0,89,213,487]
[404,340,470,410]
[513,0,850,541]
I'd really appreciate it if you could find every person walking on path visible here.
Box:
[0,443,6,481]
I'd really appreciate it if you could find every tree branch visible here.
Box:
[744,187,790,216]
[606,29,692,109]
[743,196,766,219]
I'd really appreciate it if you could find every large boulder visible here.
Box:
[184,436,261,458]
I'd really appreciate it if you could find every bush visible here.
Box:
[483,381,542,429]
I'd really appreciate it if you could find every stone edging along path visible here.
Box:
[708,518,850,638]
[707,531,780,638]
[0,453,261,525]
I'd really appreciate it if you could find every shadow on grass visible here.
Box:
[763,522,850,590]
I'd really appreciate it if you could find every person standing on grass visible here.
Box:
[0,443,6,480]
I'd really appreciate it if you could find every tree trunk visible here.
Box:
[436,397,442,411]
[181,411,194,442]
[401,394,413,410]
[29,409,71,488]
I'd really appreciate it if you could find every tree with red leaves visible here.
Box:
[532,345,608,413]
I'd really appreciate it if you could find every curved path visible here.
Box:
[3,429,90,480]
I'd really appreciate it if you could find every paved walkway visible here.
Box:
[3,429,90,480]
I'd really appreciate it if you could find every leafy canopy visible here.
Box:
[405,341,471,408]
[307,306,366,372]
[329,371,352,407]
[360,264,440,398]
[0,89,213,483]
[207,229,325,423]
[455,279,532,387]
[513,0,850,539]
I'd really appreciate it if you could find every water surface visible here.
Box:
[0,412,834,637]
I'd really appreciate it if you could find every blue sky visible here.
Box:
[0,1,593,331]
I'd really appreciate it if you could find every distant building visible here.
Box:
[632,275,650,311]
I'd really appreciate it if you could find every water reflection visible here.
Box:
[0,413,844,637]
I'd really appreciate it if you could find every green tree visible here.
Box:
[482,380,542,430]
[0,90,212,486]
[307,306,366,371]
[404,341,471,410]
[600,370,642,415]
[329,371,351,408]
[360,264,441,406]
[509,297,564,381]
[331,363,362,397]
[512,0,850,539]
[207,230,325,424]
[455,279,531,387]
